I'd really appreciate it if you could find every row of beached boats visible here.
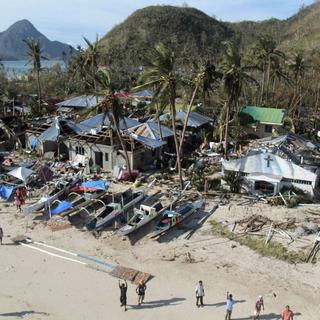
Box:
[23,178,203,238]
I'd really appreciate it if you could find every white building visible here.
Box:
[222,152,319,198]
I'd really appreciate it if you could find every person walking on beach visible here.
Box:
[136,281,147,306]
[119,279,128,311]
[253,296,264,319]
[281,305,294,320]
[0,226,3,245]
[195,280,205,307]
[225,291,235,320]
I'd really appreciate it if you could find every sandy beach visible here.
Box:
[0,198,320,320]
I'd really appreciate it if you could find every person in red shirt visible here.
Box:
[282,305,294,320]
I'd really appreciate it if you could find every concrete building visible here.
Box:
[240,106,287,139]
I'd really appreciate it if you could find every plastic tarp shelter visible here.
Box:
[51,201,74,215]
[8,167,33,182]
[0,185,14,200]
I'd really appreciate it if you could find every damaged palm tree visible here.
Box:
[95,68,132,177]
[134,43,183,189]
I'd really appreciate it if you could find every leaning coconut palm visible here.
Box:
[24,38,46,114]
[134,43,183,189]
[179,60,221,155]
[95,68,132,177]
[221,41,257,158]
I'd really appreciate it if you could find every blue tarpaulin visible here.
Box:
[80,180,110,191]
[0,185,14,201]
[51,201,74,215]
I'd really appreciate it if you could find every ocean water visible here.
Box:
[1,60,65,77]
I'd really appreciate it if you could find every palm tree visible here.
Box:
[220,41,257,158]
[178,61,220,155]
[134,43,183,189]
[253,35,285,104]
[288,51,307,115]
[24,38,46,113]
[83,36,100,93]
[95,68,132,176]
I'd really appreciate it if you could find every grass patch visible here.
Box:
[211,221,308,264]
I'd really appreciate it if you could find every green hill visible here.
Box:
[230,2,320,53]
[99,5,234,71]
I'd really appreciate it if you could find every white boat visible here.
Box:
[119,201,164,236]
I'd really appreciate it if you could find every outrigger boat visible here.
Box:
[93,188,147,231]
[150,200,203,239]
[119,195,164,236]
[22,177,80,215]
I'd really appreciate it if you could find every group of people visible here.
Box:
[117,278,294,319]
[195,280,294,320]
[118,280,147,312]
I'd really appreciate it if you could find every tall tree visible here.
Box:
[220,41,256,158]
[83,36,100,93]
[179,60,220,155]
[253,35,285,104]
[95,68,132,176]
[135,43,183,189]
[24,38,45,113]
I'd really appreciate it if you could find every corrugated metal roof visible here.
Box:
[130,134,167,149]
[159,110,213,128]
[129,121,173,140]
[79,113,140,132]
[56,95,103,109]
[241,106,287,125]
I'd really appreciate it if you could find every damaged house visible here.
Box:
[25,113,174,173]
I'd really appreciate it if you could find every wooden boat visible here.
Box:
[93,188,148,231]
[62,190,107,217]
[49,192,86,216]
[119,197,164,236]
[150,200,203,238]
[22,178,80,215]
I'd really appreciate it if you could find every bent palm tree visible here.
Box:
[179,61,220,155]
[95,68,132,176]
[24,38,45,113]
[134,43,183,189]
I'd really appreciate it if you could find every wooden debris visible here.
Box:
[110,266,153,284]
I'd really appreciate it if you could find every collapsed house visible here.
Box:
[222,152,320,198]
[25,113,174,173]
[240,106,287,139]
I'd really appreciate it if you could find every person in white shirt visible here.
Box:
[225,291,235,320]
[195,280,205,307]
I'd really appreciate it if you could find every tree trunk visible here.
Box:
[178,82,199,155]
[265,58,271,103]
[36,68,41,114]
[170,91,183,189]
[224,101,230,159]
[260,67,266,104]
[111,113,132,177]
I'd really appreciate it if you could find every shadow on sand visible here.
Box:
[0,311,49,318]
[128,297,186,310]
[235,312,302,320]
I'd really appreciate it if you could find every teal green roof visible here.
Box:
[240,106,287,125]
